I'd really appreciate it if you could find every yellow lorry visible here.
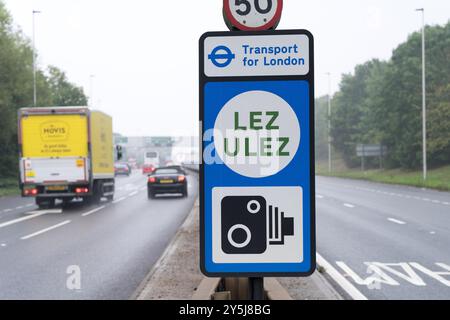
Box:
[18,107,115,209]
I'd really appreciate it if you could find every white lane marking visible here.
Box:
[0,211,51,229]
[1,243,6,247]
[409,263,450,287]
[430,231,436,235]
[25,209,62,215]
[82,205,106,217]
[20,220,71,240]
[16,206,24,210]
[3,209,12,213]
[316,194,324,199]
[25,204,34,207]
[129,191,138,197]
[320,180,450,207]
[316,253,368,300]
[388,218,406,225]
[343,203,355,208]
[112,197,126,204]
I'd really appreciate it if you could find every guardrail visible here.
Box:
[182,162,199,172]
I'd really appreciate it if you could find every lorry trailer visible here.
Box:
[18,107,115,209]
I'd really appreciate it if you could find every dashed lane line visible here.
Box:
[82,205,106,217]
[0,211,51,229]
[344,203,355,208]
[321,182,450,207]
[387,218,407,225]
[112,197,126,204]
[20,220,71,240]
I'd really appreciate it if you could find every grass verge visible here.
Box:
[0,178,20,197]
[316,165,450,192]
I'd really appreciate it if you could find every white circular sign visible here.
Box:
[214,90,300,178]
[227,224,252,249]
[223,0,283,31]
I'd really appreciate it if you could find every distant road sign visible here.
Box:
[200,30,315,277]
[356,144,387,157]
[223,0,283,31]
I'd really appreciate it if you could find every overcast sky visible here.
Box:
[4,0,450,136]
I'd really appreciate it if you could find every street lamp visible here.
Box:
[416,8,427,181]
[32,10,41,107]
[89,75,95,108]
[326,72,332,173]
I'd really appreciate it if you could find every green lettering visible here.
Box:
[234,112,246,130]
[277,137,290,156]
[245,138,257,157]
[250,112,263,130]
[224,138,239,156]
[266,111,280,130]
[261,138,272,156]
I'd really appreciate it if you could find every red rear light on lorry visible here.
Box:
[148,177,156,183]
[75,188,89,194]
[24,188,38,196]
[178,175,186,182]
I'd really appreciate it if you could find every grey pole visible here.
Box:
[32,10,40,107]
[89,75,95,108]
[326,72,332,173]
[416,8,427,181]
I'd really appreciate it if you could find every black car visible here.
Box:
[147,166,188,198]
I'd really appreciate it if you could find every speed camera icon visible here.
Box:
[221,196,294,254]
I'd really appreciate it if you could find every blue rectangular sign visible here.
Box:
[200,30,315,277]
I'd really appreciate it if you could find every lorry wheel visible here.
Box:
[182,187,188,198]
[106,195,114,202]
[85,195,101,205]
[147,190,155,199]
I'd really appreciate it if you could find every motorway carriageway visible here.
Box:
[316,176,450,300]
[1,173,448,300]
[0,171,198,299]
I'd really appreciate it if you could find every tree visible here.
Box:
[0,1,88,179]
[327,21,450,170]
[47,66,88,106]
[330,60,387,168]
[315,96,329,163]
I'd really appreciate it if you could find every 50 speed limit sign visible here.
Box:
[223,0,283,31]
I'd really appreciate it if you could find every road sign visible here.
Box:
[200,30,315,277]
[356,144,387,157]
[223,0,283,31]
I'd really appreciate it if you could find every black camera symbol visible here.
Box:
[221,196,294,255]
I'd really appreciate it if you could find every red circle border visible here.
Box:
[223,0,283,31]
